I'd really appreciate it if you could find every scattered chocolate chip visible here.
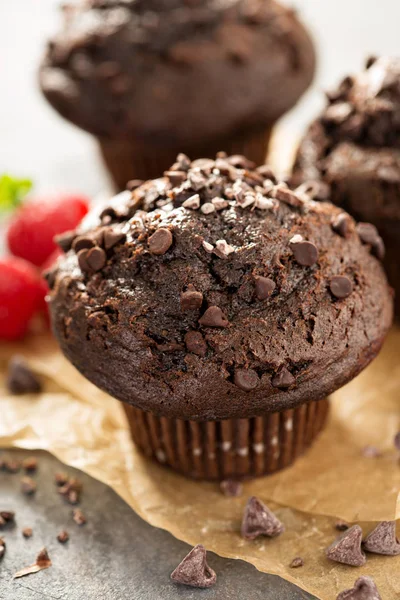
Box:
[220,480,243,497]
[13,548,52,579]
[289,557,304,568]
[362,445,381,458]
[182,194,200,210]
[3,459,20,474]
[184,331,207,357]
[272,184,303,208]
[330,276,353,299]
[54,230,75,252]
[290,238,319,267]
[72,509,86,526]
[57,530,69,544]
[77,249,89,272]
[336,576,382,600]
[241,497,285,540]
[21,477,37,496]
[254,276,276,300]
[171,544,216,588]
[213,239,235,259]
[85,246,107,272]
[22,527,33,539]
[373,237,385,261]
[22,457,38,473]
[198,306,229,328]
[271,367,295,390]
[331,213,354,237]
[59,477,82,505]
[180,285,203,311]
[72,235,95,253]
[363,521,400,556]
[356,222,380,245]
[164,170,187,186]
[234,369,259,392]
[0,511,15,523]
[0,537,5,559]
[55,472,69,486]
[103,229,126,250]
[6,356,42,395]
[335,521,350,532]
[126,179,143,191]
[326,525,366,567]
[148,228,173,255]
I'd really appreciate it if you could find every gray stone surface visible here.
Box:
[0,450,316,600]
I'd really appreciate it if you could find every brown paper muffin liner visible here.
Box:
[123,398,329,481]
[98,125,272,190]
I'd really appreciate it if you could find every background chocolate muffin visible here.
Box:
[292,56,400,315]
[47,153,393,480]
[40,0,315,189]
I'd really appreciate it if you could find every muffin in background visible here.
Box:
[40,0,316,189]
[46,153,393,480]
[292,56,400,315]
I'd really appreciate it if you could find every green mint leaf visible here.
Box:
[0,174,33,213]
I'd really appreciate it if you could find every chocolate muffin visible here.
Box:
[47,153,393,480]
[292,56,400,316]
[40,0,316,189]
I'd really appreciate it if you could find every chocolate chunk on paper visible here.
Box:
[363,521,400,556]
[326,525,366,566]
[241,496,285,540]
[336,576,382,600]
[171,544,216,588]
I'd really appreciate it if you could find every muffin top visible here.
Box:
[40,0,315,146]
[48,153,393,421]
[292,57,400,208]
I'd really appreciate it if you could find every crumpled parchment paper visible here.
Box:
[1,328,400,600]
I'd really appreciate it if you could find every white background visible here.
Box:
[1,0,400,196]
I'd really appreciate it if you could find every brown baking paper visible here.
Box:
[1,329,400,600]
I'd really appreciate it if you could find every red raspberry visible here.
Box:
[7,194,89,267]
[0,257,42,340]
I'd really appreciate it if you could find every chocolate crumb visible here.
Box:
[363,521,400,556]
[198,306,229,328]
[6,356,42,395]
[148,228,173,255]
[234,369,259,392]
[55,471,69,486]
[180,285,203,311]
[57,530,69,544]
[21,477,37,496]
[0,537,5,559]
[362,445,381,458]
[335,520,350,532]
[22,457,38,473]
[271,367,295,390]
[336,576,382,600]
[184,331,207,357]
[171,544,217,588]
[241,496,285,540]
[220,480,243,497]
[22,527,33,539]
[13,548,52,579]
[72,509,86,526]
[0,511,15,526]
[326,525,366,566]
[289,557,304,568]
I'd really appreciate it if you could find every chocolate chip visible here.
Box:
[22,458,38,473]
[373,237,385,261]
[164,170,187,186]
[72,236,95,253]
[256,164,277,182]
[272,184,303,208]
[289,557,304,568]
[254,276,276,300]
[126,179,143,191]
[227,154,255,170]
[72,509,86,526]
[171,544,216,588]
[77,249,89,273]
[181,285,203,311]
[220,480,243,497]
[198,306,229,328]
[54,230,75,253]
[22,528,33,539]
[336,576,382,600]
[356,222,379,245]
[182,194,200,210]
[0,538,5,559]
[6,356,42,395]
[57,530,69,544]
[103,229,126,250]
[330,276,353,299]
[241,497,285,540]
[335,521,350,532]
[326,525,366,566]
[148,228,173,255]
[331,213,354,237]
[271,367,295,390]
[21,477,36,496]
[363,521,400,556]
[290,238,319,267]
[200,202,215,214]
[234,369,259,392]
[213,239,234,259]
[85,247,106,272]
[184,331,207,357]
[212,197,229,211]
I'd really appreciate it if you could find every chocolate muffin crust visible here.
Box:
[40,0,315,147]
[48,154,393,421]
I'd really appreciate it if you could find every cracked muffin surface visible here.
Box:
[47,153,393,420]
